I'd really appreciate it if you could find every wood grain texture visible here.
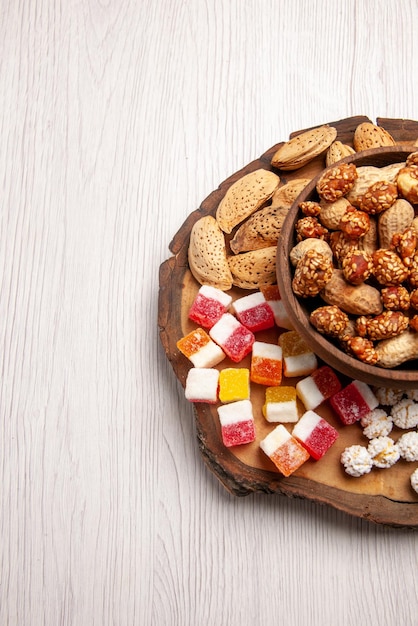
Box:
[0,1,418,625]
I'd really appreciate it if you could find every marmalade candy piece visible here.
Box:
[262,386,298,423]
[330,380,378,426]
[260,284,294,330]
[292,410,339,460]
[219,368,250,403]
[209,313,255,363]
[232,292,275,333]
[217,399,256,447]
[296,366,341,411]
[177,328,226,368]
[250,341,283,386]
[185,368,220,404]
[260,424,309,476]
[188,284,232,328]
[278,330,318,377]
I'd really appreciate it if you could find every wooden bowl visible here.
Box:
[277,146,418,390]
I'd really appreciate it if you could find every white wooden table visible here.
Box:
[1,1,417,624]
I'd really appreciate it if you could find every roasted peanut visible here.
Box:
[295,216,329,241]
[397,165,418,204]
[359,180,398,215]
[380,285,410,311]
[316,163,358,202]
[355,311,409,341]
[341,249,373,285]
[339,206,370,239]
[292,250,333,297]
[372,249,409,286]
[309,305,350,338]
[344,336,378,365]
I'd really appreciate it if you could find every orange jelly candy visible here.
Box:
[250,341,282,386]
[177,328,210,357]
[260,424,309,476]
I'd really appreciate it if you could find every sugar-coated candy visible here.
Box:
[278,330,318,377]
[219,368,250,403]
[260,284,294,330]
[250,341,283,386]
[262,386,298,423]
[292,410,339,460]
[188,284,232,328]
[185,368,219,403]
[232,292,275,332]
[296,366,341,410]
[260,424,310,476]
[209,313,255,363]
[330,380,379,426]
[177,328,225,368]
[217,399,256,447]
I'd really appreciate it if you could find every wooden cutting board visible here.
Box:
[158,115,418,528]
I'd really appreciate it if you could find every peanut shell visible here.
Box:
[289,238,333,267]
[346,163,404,206]
[321,269,383,316]
[377,198,415,249]
[319,197,352,229]
[376,330,418,368]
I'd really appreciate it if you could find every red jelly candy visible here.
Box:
[293,410,339,460]
[330,380,378,426]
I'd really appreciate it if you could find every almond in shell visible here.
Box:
[188,215,233,290]
[271,125,337,171]
[325,141,355,166]
[353,122,396,151]
[270,178,311,209]
[216,168,280,234]
[228,246,277,289]
[229,205,289,254]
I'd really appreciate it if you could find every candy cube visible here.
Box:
[278,331,317,377]
[292,410,339,460]
[217,399,256,447]
[188,284,232,328]
[260,284,294,330]
[330,380,379,426]
[260,424,309,476]
[296,365,341,410]
[209,313,255,363]
[232,292,275,332]
[177,328,225,368]
[219,368,250,403]
[185,368,219,403]
[250,341,283,386]
[262,386,298,423]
